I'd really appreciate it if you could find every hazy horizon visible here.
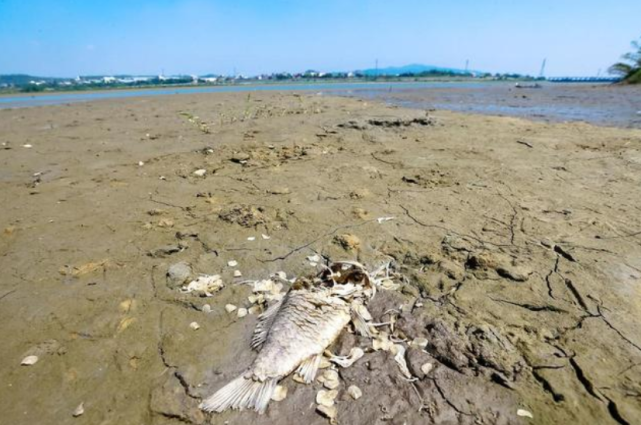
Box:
[1,0,640,78]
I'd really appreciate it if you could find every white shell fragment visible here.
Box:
[247,236,256,241]
[225,304,237,313]
[233,270,242,277]
[72,402,85,417]
[193,169,207,177]
[410,337,429,349]
[227,260,238,267]
[517,409,534,419]
[23,144,33,148]
[189,321,200,330]
[392,344,413,379]
[182,275,223,296]
[318,369,340,389]
[261,234,271,240]
[202,304,212,313]
[271,385,287,401]
[316,404,337,421]
[347,385,362,400]
[21,355,39,366]
[377,216,395,223]
[421,362,434,375]
[248,305,262,315]
[307,254,321,263]
[372,332,394,351]
[237,308,248,318]
[138,161,144,166]
[316,389,338,407]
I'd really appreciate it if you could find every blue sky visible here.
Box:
[0,0,639,77]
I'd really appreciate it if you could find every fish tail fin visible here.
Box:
[199,373,277,414]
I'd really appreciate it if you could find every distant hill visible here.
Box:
[356,63,475,76]
[0,74,70,86]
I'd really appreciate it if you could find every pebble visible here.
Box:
[225,304,237,313]
[237,308,248,318]
[138,161,144,166]
[347,385,362,400]
[234,270,242,277]
[72,402,85,417]
[227,260,238,267]
[21,355,39,366]
[189,322,200,330]
[421,362,434,375]
[193,169,207,177]
[166,262,192,288]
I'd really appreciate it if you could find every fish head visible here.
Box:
[319,261,372,294]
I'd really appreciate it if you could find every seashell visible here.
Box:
[237,308,248,318]
[316,404,337,421]
[247,236,256,241]
[189,322,200,330]
[193,169,207,177]
[23,144,33,148]
[347,385,362,400]
[72,402,85,417]
[271,385,287,401]
[202,304,212,313]
[21,355,39,366]
[411,337,428,349]
[138,161,144,166]
[261,234,271,240]
[233,270,242,277]
[517,409,534,419]
[227,260,238,267]
[225,304,237,313]
[316,389,338,407]
[421,362,434,375]
[377,216,395,223]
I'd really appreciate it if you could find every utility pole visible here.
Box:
[539,59,547,79]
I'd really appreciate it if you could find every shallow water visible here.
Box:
[0,81,496,109]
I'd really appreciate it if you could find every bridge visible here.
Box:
[546,76,621,83]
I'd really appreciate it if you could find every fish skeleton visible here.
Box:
[200,261,374,414]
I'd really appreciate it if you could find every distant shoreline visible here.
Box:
[0,77,526,97]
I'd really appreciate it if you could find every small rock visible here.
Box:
[189,322,200,330]
[21,355,39,366]
[237,308,248,318]
[268,187,291,195]
[225,304,237,313]
[421,362,434,375]
[410,338,429,349]
[157,218,174,228]
[167,261,192,288]
[72,402,85,417]
[233,270,242,277]
[347,385,362,400]
[497,265,532,282]
[227,260,238,267]
[193,169,207,177]
[231,152,250,163]
[271,385,287,401]
[333,233,361,251]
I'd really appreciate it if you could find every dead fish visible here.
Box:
[200,261,372,414]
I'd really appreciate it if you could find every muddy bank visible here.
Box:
[1,91,640,425]
[341,83,641,129]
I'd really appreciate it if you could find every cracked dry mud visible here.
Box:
[1,90,641,425]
